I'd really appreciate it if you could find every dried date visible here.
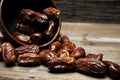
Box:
[15,45,39,55]
[20,9,48,24]
[48,56,76,73]
[43,7,61,19]
[87,53,103,61]
[1,42,16,65]
[61,35,70,43]
[71,47,86,60]
[39,49,56,65]
[16,23,35,35]
[18,53,41,66]
[44,20,56,38]
[62,41,76,53]
[13,32,31,44]
[30,33,43,44]
[49,41,62,52]
[76,58,106,77]
[57,49,70,58]
[103,61,120,79]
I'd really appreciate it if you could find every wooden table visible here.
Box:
[0,22,120,80]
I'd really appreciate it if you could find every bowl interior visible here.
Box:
[0,0,61,47]
[2,0,56,34]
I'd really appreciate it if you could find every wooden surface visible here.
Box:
[56,0,120,23]
[0,22,120,80]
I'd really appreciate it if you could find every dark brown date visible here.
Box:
[57,49,70,58]
[30,33,43,44]
[103,61,120,79]
[87,53,103,61]
[1,42,16,65]
[20,9,35,22]
[18,53,41,66]
[48,56,76,73]
[49,41,62,52]
[71,47,86,60]
[62,41,76,53]
[13,32,31,44]
[39,49,56,65]
[20,9,48,25]
[43,7,61,19]
[16,23,35,34]
[15,45,39,55]
[61,35,70,43]
[44,20,55,38]
[76,58,106,77]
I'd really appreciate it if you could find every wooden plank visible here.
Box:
[0,22,120,80]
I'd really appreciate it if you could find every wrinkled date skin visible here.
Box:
[13,32,31,44]
[49,41,62,52]
[1,42,16,65]
[20,9,48,24]
[103,61,120,79]
[16,23,35,35]
[71,47,86,60]
[44,20,56,38]
[61,35,70,43]
[15,45,39,55]
[57,49,70,58]
[43,7,61,19]
[30,33,43,44]
[14,8,60,45]
[48,56,76,73]
[39,49,56,65]
[62,41,76,53]
[76,58,106,77]
[87,53,103,61]
[18,53,41,66]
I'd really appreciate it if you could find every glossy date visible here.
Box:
[1,42,16,65]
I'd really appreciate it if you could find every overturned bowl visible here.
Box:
[0,0,61,47]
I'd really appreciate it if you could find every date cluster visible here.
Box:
[0,35,120,79]
[13,7,60,45]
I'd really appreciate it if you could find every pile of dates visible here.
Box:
[0,35,120,79]
[13,7,60,45]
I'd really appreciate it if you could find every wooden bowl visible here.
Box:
[0,0,61,47]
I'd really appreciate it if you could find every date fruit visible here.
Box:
[20,9,48,25]
[76,58,106,77]
[49,41,62,52]
[61,35,70,43]
[43,7,61,19]
[48,56,76,73]
[30,33,43,44]
[39,49,56,65]
[103,61,120,79]
[57,49,70,58]
[71,47,86,60]
[15,45,39,55]
[62,41,76,53]
[13,32,31,44]
[44,20,55,38]
[87,53,103,61]
[16,23,35,34]
[18,53,41,66]
[1,42,16,65]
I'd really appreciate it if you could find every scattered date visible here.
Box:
[0,35,120,79]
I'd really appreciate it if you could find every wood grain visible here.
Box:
[0,22,120,80]
[56,0,120,23]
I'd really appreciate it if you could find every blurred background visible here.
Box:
[55,0,120,23]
